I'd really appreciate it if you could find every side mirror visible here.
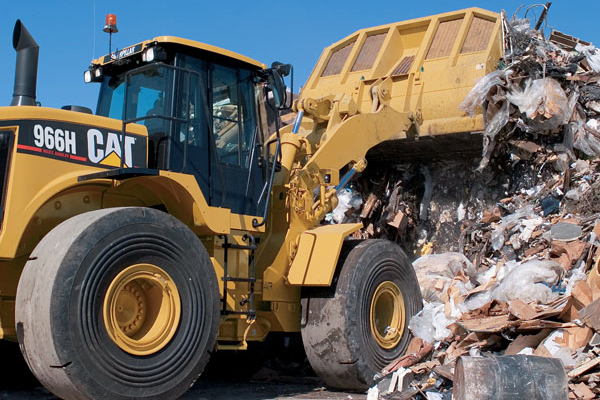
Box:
[266,69,286,109]
[271,61,291,77]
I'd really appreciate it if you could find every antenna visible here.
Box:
[103,14,118,56]
[92,0,96,60]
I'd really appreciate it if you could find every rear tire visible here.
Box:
[301,239,422,390]
[15,207,220,400]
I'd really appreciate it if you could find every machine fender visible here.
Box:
[0,167,110,258]
[74,171,233,235]
[1,170,232,259]
[287,223,362,286]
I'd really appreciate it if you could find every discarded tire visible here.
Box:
[16,207,220,400]
[454,355,568,400]
[301,239,423,390]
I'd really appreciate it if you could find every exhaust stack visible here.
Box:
[11,20,39,106]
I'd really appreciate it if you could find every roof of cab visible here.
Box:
[92,35,266,69]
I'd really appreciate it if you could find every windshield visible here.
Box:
[96,65,173,122]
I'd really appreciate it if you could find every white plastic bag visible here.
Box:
[413,253,478,279]
[326,187,363,223]
[412,253,477,303]
[576,43,600,73]
[506,77,569,122]
[460,261,519,312]
[408,302,454,344]
[491,259,564,304]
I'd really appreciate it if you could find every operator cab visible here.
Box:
[86,38,289,217]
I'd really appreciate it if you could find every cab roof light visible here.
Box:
[83,66,102,83]
[142,45,167,63]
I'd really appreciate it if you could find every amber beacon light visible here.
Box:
[103,14,118,56]
[103,14,118,33]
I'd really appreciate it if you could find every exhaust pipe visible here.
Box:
[11,20,39,106]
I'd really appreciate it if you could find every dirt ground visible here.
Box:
[0,332,369,400]
[0,378,367,400]
[187,378,367,400]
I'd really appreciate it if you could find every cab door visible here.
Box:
[208,63,265,217]
[173,55,265,216]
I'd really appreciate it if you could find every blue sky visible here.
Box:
[1,1,598,111]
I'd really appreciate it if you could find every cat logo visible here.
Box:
[87,129,137,168]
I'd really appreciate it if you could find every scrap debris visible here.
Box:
[325,5,600,399]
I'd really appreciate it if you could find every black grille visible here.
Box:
[0,131,14,229]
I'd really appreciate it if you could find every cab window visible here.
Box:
[210,64,256,168]
[96,65,173,125]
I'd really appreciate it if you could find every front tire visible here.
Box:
[301,239,422,390]
[16,207,220,400]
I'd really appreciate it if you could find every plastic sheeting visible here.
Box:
[567,120,600,157]
[459,70,505,117]
[491,259,564,304]
[506,77,569,124]
[576,43,600,73]
[490,205,537,251]
[408,302,455,344]
[412,253,478,303]
[325,187,362,223]
[477,99,510,171]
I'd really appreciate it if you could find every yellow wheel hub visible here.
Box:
[370,281,405,349]
[103,263,181,356]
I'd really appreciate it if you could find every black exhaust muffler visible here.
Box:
[11,20,39,106]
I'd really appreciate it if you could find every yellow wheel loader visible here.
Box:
[0,7,502,399]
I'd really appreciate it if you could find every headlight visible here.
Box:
[84,67,103,83]
[142,46,166,63]
[142,47,155,62]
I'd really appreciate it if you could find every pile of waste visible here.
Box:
[324,6,600,400]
